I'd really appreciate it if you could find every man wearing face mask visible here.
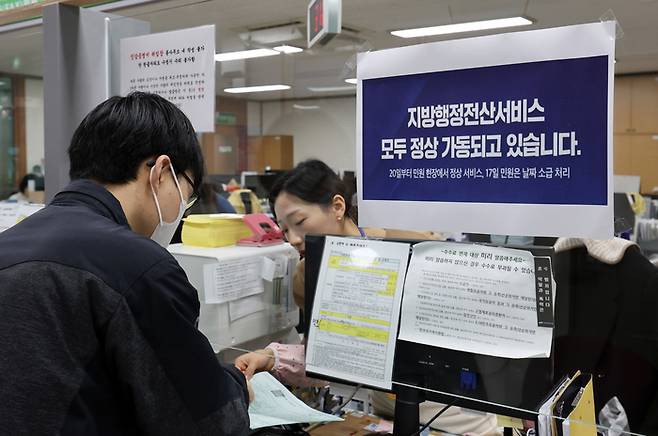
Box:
[0,92,251,435]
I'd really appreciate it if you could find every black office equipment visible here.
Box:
[244,172,286,199]
[303,234,556,435]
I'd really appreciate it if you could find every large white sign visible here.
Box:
[357,22,615,239]
[120,25,215,132]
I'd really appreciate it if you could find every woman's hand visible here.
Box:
[235,348,275,379]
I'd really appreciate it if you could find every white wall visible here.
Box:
[25,78,44,173]
[260,96,356,174]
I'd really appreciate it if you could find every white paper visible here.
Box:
[261,257,276,282]
[305,237,410,390]
[0,202,43,233]
[0,203,20,232]
[537,376,572,436]
[562,419,571,436]
[398,241,553,359]
[203,257,264,304]
[357,22,615,239]
[274,255,288,277]
[248,372,343,429]
[120,25,215,132]
[229,295,266,322]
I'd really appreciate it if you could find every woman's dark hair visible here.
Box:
[68,91,204,195]
[268,159,352,219]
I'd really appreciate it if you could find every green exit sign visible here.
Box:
[0,0,43,12]
[215,112,237,126]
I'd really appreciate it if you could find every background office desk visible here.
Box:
[308,412,384,436]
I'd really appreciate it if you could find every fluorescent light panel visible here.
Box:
[344,78,357,84]
[224,84,291,94]
[274,45,303,54]
[307,85,356,92]
[293,104,320,110]
[391,17,532,38]
[214,48,279,62]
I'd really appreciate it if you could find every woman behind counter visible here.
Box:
[234,159,498,435]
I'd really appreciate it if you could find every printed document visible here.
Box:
[398,241,553,359]
[248,372,342,429]
[0,203,43,233]
[306,237,410,389]
[203,257,264,304]
[229,295,266,321]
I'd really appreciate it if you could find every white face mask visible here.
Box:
[150,162,186,247]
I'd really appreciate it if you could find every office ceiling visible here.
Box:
[0,0,657,100]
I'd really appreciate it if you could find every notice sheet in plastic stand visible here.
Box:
[398,241,554,359]
[305,236,410,390]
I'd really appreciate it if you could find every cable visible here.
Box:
[302,385,363,433]
[407,398,459,436]
[330,384,363,415]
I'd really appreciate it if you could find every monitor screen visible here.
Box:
[243,172,285,199]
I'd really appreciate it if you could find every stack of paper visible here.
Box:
[181,214,252,247]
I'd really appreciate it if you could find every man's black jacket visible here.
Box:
[0,180,250,435]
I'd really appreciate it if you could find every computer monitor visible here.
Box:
[243,172,286,199]
[303,234,555,419]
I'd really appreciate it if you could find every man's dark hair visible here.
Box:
[68,92,204,193]
[268,159,352,219]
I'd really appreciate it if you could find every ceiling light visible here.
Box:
[224,84,291,94]
[391,17,532,39]
[214,48,279,62]
[293,104,320,110]
[344,78,357,84]
[274,45,303,54]
[239,23,303,45]
[307,85,357,92]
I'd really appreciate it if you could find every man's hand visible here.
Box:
[234,348,275,380]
